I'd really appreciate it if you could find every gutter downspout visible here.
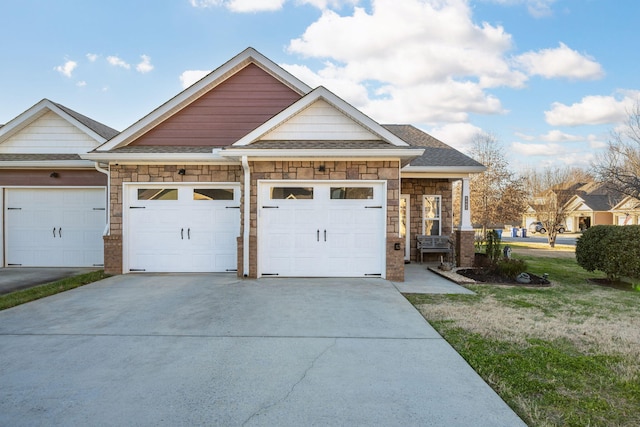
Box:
[241,156,250,277]
[94,162,110,236]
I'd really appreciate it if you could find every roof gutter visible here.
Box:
[93,162,111,237]
[0,160,97,168]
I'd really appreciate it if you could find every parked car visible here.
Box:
[528,221,566,234]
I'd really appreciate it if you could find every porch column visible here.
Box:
[455,177,475,267]
[459,177,473,231]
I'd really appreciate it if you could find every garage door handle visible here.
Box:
[53,227,56,238]
[59,227,62,238]
[181,228,184,240]
[188,228,191,239]
[317,229,320,242]
[324,230,327,242]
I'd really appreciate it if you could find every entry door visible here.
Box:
[127,185,240,272]
[4,188,106,267]
[259,182,385,277]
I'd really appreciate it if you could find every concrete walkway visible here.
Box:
[392,263,475,294]
[0,273,523,426]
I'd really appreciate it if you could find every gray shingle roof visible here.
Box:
[0,154,82,161]
[225,140,400,150]
[52,102,119,140]
[111,146,216,153]
[383,124,484,168]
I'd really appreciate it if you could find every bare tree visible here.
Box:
[522,166,590,247]
[593,102,640,198]
[468,133,528,234]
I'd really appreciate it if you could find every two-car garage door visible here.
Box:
[124,181,384,277]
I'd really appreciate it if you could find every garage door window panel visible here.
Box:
[193,188,234,201]
[330,187,374,200]
[271,187,314,200]
[137,189,178,201]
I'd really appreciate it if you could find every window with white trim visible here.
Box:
[422,195,441,236]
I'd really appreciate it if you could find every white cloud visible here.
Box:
[545,91,640,126]
[299,0,359,9]
[514,42,604,80]
[428,122,485,153]
[538,130,583,142]
[179,70,211,88]
[54,60,77,78]
[511,141,566,157]
[189,0,286,12]
[107,56,131,70]
[482,0,558,18]
[136,55,154,73]
[285,0,523,125]
[86,53,99,62]
[76,81,87,87]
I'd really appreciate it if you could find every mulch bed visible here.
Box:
[456,268,552,287]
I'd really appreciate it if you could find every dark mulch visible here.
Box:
[457,268,552,287]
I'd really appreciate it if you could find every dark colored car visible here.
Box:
[528,221,566,234]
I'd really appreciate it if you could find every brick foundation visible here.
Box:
[103,234,123,275]
[455,230,475,267]
[386,236,405,281]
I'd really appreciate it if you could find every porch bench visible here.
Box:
[416,235,453,264]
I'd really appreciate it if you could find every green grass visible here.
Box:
[406,255,640,427]
[0,270,109,311]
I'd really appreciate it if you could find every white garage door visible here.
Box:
[259,182,385,277]
[4,188,106,267]
[126,184,240,273]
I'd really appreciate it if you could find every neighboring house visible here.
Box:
[82,48,484,280]
[611,196,640,226]
[0,99,118,267]
[524,182,625,232]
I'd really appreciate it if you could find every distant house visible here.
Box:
[524,182,625,232]
[611,196,640,226]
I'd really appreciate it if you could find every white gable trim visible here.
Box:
[233,86,409,147]
[96,47,312,152]
[0,99,107,145]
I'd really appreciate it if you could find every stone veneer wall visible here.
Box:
[237,160,403,280]
[104,164,242,274]
[400,178,453,263]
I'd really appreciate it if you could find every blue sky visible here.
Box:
[1,0,638,171]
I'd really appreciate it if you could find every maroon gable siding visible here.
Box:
[131,63,302,147]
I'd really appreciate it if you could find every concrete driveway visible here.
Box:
[0,274,525,426]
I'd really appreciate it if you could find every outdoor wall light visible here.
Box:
[50,172,59,178]
[178,169,186,175]
[318,165,326,172]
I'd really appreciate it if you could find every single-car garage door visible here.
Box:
[126,184,240,273]
[259,181,385,277]
[4,188,106,267]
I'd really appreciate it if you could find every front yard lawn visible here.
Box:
[406,252,640,427]
[0,270,109,311]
